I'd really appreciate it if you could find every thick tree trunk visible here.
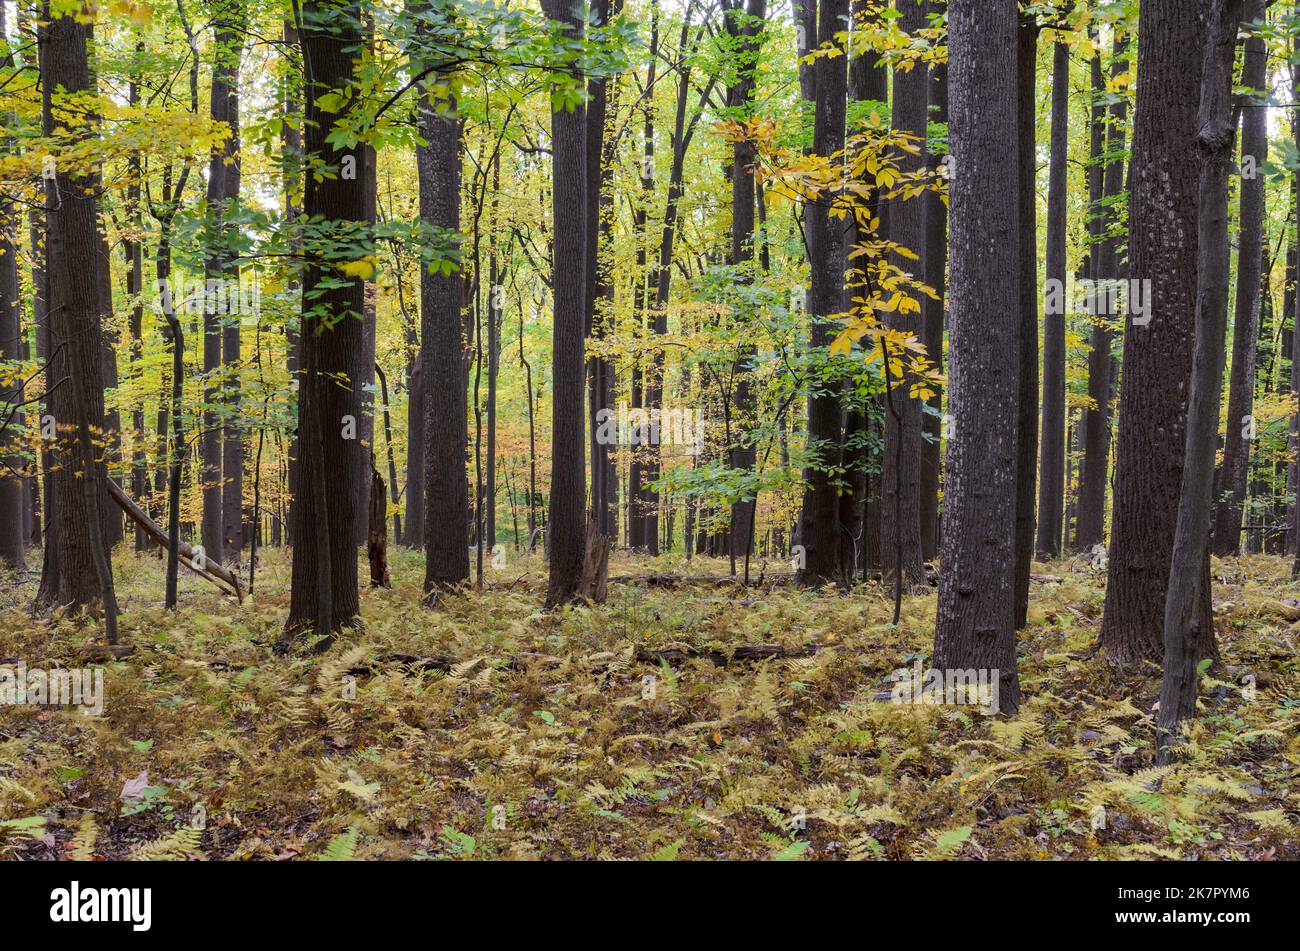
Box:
[1211,0,1267,557]
[542,0,588,607]
[414,10,469,595]
[36,12,119,641]
[1159,0,1242,754]
[1099,2,1213,664]
[933,0,1021,714]
[284,0,368,639]
[1036,40,1069,559]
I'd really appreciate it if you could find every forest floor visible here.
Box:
[0,546,1297,861]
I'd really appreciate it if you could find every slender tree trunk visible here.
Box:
[1159,0,1242,754]
[933,0,1021,714]
[797,0,849,586]
[1013,15,1038,629]
[1211,0,1267,557]
[880,0,928,592]
[920,49,947,562]
[1073,36,1114,552]
[1036,39,1069,559]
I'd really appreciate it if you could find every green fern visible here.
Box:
[317,826,360,861]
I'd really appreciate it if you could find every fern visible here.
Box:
[317,826,359,861]
[68,814,98,861]
[130,826,202,861]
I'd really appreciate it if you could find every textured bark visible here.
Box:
[1099,2,1212,664]
[920,52,947,563]
[414,13,469,594]
[1013,16,1038,629]
[0,166,21,567]
[1073,39,1112,551]
[1211,0,1267,557]
[1036,40,1069,559]
[36,12,119,639]
[932,0,1021,713]
[542,0,587,607]
[202,9,245,569]
[1159,0,1242,751]
[879,0,927,592]
[725,0,766,566]
[285,0,368,638]
[797,0,849,586]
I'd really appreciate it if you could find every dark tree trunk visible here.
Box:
[36,11,119,641]
[1036,40,1069,559]
[542,0,588,607]
[285,0,368,639]
[880,0,928,592]
[1013,15,1038,630]
[725,0,766,566]
[920,50,947,562]
[1099,2,1213,664]
[201,10,245,569]
[797,0,849,586]
[1211,0,1267,557]
[1159,0,1242,753]
[1073,37,1114,552]
[414,9,469,595]
[404,353,425,546]
[932,0,1021,714]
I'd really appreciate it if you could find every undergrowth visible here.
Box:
[0,547,1296,860]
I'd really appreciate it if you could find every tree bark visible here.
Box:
[284,0,369,639]
[542,0,588,607]
[1159,0,1242,754]
[1036,39,1069,559]
[1013,15,1038,629]
[797,0,849,586]
[1211,0,1267,557]
[932,0,1021,714]
[879,0,928,593]
[1099,2,1213,664]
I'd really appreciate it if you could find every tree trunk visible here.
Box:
[880,0,928,593]
[933,0,1021,714]
[797,0,849,586]
[36,11,119,641]
[414,7,470,596]
[1013,15,1038,629]
[1036,39,1069,559]
[1099,2,1212,664]
[1211,0,1267,557]
[1159,0,1242,754]
[284,0,368,640]
[542,0,588,607]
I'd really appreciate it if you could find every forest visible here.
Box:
[0,0,1297,866]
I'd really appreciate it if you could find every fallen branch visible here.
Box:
[106,480,244,602]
